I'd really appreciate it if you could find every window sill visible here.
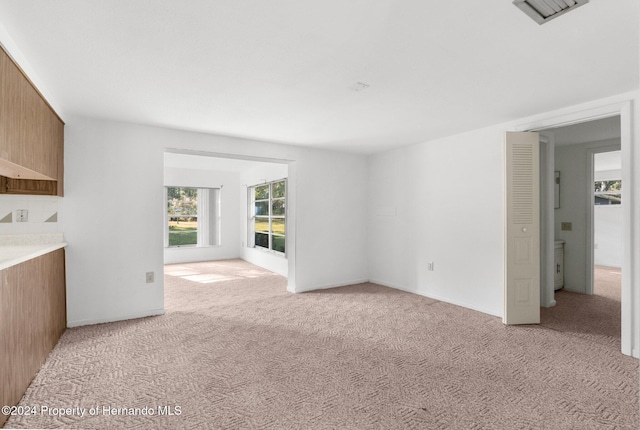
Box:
[165,245,222,249]
[250,246,287,258]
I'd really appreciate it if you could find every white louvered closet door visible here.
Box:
[504,132,540,325]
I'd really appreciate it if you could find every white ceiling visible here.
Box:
[0,1,637,154]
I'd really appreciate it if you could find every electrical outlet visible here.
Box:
[428,261,434,271]
[16,209,28,222]
[146,272,154,283]
[561,222,572,231]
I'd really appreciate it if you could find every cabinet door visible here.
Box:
[56,119,64,196]
[0,47,62,182]
[18,65,59,179]
[0,249,66,427]
[554,247,564,289]
[0,48,24,165]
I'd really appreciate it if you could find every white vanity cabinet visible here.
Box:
[554,240,565,290]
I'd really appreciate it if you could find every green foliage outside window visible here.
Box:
[168,187,198,246]
[594,180,622,205]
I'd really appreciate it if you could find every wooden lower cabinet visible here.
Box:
[0,249,66,427]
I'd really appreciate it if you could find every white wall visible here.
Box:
[239,163,289,277]
[595,205,623,267]
[368,125,505,317]
[61,116,368,326]
[163,167,241,264]
[367,95,639,332]
[61,119,165,327]
[0,195,61,235]
[292,151,368,292]
[554,139,620,293]
[594,166,623,268]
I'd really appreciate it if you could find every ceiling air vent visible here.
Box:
[513,0,588,25]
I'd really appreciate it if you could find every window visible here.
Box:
[166,187,220,247]
[249,179,286,254]
[594,180,621,205]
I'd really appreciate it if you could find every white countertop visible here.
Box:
[0,234,67,270]
[0,242,67,271]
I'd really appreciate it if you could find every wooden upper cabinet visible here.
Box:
[0,45,64,196]
[0,47,22,165]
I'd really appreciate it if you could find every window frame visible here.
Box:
[249,179,287,256]
[165,186,221,248]
[594,179,622,205]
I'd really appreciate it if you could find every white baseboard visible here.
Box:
[370,278,502,318]
[291,277,502,318]
[291,278,369,294]
[369,278,407,292]
[67,309,165,328]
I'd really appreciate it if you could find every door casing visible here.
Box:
[512,96,635,357]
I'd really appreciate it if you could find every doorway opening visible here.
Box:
[592,149,623,338]
[537,116,623,344]
[162,149,294,290]
[513,97,635,357]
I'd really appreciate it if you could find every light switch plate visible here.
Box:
[16,209,28,222]
[561,222,572,231]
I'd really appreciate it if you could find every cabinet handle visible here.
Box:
[556,264,560,274]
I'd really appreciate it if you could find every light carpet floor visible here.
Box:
[541,265,622,348]
[5,260,638,429]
